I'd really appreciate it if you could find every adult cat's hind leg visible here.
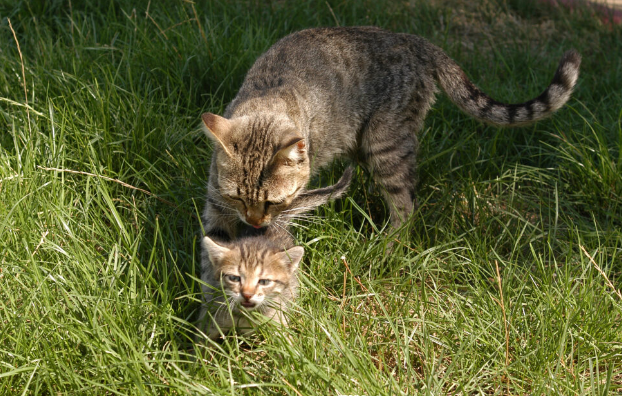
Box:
[362,120,420,228]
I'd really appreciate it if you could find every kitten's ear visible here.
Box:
[201,113,233,157]
[273,132,306,165]
[281,246,304,272]
[202,236,231,264]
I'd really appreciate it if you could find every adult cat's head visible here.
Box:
[202,112,311,228]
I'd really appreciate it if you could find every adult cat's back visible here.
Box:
[228,27,580,161]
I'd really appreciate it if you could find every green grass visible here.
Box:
[1,0,621,394]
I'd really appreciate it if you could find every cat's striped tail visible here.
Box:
[435,50,581,126]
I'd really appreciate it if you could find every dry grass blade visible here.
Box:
[495,260,511,394]
[8,18,30,132]
[580,245,622,302]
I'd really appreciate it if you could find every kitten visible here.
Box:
[198,232,303,340]
[201,26,581,238]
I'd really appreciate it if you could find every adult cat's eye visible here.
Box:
[226,195,243,202]
[258,279,272,286]
[227,275,241,282]
[265,199,284,208]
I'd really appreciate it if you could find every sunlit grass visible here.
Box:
[1,0,621,394]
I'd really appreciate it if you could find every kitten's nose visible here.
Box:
[241,291,253,301]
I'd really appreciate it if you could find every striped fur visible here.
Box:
[200,26,580,257]
[436,49,581,126]
[198,234,302,340]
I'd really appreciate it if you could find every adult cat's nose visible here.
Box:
[246,216,262,226]
[246,216,268,228]
[245,211,263,226]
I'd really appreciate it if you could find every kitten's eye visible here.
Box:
[258,279,272,286]
[227,275,241,282]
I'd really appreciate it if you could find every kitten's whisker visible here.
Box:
[228,297,237,312]
[213,300,229,319]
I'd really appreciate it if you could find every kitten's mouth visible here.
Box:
[240,301,256,309]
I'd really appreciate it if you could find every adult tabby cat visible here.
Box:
[201,26,580,237]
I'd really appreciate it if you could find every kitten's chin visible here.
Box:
[239,302,258,310]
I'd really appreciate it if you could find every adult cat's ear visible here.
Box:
[201,113,233,157]
[281,246,304,272]
[274,132,306,165]
[202,236,231,264]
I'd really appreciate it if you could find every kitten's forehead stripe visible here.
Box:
[230,242,289,283]
[239,244,246,261]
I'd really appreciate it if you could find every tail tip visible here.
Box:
[552,49,581,94]
[561,49,582,69]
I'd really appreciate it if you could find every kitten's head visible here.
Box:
[202,112,310,228]
[202,235,303,311]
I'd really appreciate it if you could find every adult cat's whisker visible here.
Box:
[276,222,297,238]
[288,220,314,226]
[206,212,238,218]
[280,213,320,222]
[281,211,316,217]
[280,216,318,225]
[285,222,310,230]
[272,221,296,238]
[281,205,315,213]
[281,206,318,214]
[207,200,236,211]
[281,213,317,220]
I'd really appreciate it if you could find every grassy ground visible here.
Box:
[1,0,621,394]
